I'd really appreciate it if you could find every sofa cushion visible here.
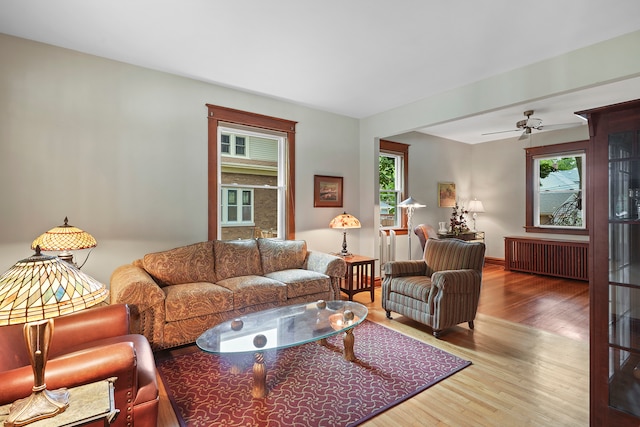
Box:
[265,269,330,299]
[257,238,307,274]
[142,241,216,286]
[216,275,286,309]
[214,239,263,281]
[163,282,234,322]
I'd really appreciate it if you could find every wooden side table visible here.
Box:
[340,255,375,302]
[0,378,118,427]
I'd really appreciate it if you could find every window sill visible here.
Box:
[524,226,588,236]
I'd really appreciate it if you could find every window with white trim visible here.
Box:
[221,188,254,224]
[218,126,284,238]
[221,133,247,157]
[525,140,588,234]
[379,140,409,229]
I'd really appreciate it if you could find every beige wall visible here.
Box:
[359,30,640,261]
[0,34,359,284]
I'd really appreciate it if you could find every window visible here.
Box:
[525,140,588,235]
[379,140,409,229]
[221,188,253,224]
[207,105,297,241]
[220,133,247,156]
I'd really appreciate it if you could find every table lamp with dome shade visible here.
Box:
[0,246,108,427]
[329,212,361,257]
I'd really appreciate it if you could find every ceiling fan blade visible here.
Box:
[539,122,585,131]
[481,129,520,136]
[517,130,529,141]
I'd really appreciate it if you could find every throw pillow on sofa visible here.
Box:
[257,238,307,274]
[142,241,216,286]
[214,239,263,280]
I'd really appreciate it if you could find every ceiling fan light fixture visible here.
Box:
[526,117,543,129]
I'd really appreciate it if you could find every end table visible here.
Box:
[340,255,375,302]
[0,378,118,427]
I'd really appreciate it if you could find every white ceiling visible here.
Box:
[2,0,640,143]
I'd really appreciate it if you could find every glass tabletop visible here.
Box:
[196,300,368,354]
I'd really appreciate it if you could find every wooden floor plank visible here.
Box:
[157,264,589,427]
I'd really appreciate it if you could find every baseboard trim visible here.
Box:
[484,257,504,267]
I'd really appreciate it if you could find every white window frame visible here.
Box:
[218,125,285,236]
[379,151,405,228]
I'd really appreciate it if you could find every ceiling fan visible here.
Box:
[482,110,583,141]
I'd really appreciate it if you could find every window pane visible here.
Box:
[221,134,231,154]
[219,127,282,239]
[228,189,237,205]
[236,136,246,155]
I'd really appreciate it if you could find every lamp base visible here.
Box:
[339,230,352,257]
[5,388,69,427]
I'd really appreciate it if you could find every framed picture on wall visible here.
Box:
[314,175,343,207]
[438,182,456,207]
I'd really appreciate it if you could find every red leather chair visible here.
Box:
[0,304,159,427]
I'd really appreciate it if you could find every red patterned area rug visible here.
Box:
[156,320,471,427]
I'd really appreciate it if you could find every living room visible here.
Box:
[1,2,640,426]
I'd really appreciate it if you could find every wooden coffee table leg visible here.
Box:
[252,352,267,398]
[343,328,355,361]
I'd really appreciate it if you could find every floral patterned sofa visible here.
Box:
[110,238,346,350]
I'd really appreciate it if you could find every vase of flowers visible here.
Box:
[449,203,469,235]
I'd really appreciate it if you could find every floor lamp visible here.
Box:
[398,197,425,259]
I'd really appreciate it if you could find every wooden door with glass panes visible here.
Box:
[580,99,640,426]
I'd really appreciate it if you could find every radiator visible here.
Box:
[379,229,396,276]
[504,236,589,281]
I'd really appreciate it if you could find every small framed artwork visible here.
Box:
[438,182,456,207]
[314,175,343,207]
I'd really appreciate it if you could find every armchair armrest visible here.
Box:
[383,260,427,277]
[0,342,137,404]
[50,304,130,356]
[305,251,347,278]
[431,269,482,294]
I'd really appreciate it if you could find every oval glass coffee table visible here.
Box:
[196,300,368,398]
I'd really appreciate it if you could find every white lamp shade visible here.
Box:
[468,199,485,213]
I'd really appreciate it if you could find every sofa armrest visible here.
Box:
[0,342,137,404]
[110,264,165,310]
[305,251,347,278]
[110,264,166,347]
[50,304,130,356]
[383,260,427,277]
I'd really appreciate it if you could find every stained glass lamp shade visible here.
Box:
[0,247,108,426]
[31,217,97,267]
[329,212,361,256]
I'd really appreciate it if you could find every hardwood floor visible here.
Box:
[157,264,590,426]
